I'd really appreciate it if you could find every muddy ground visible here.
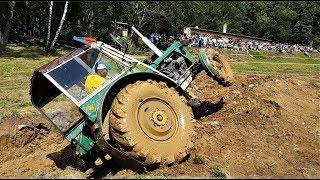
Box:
[0,72,319,179]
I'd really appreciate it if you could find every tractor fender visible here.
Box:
[96,72,191,141]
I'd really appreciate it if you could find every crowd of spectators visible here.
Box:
[149,33,174,50]
[181,33,318,54]
[148,33,319,54]
[274,43,317,54]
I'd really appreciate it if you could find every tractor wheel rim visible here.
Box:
[137,98,178,141]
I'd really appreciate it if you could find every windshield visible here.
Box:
[44,48,125,106]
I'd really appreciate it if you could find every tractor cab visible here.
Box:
[30,45,126,138]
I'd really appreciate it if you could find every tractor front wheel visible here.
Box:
[206,48,234,86]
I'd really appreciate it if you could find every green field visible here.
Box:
[0,44,319,118]
[0,45,68,117]
[221,49,320,75]
[231,62,320,75]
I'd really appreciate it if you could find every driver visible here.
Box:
[85,63,111,94]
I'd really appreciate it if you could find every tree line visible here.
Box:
[0,1,320,54]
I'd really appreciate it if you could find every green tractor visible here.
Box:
[30,26,233,171]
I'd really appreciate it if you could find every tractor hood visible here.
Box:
[30,46,88,108]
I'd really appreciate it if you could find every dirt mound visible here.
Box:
[0,115,74,178]
[148,73,320,178]
[0,73,319,178]
[0,116,51,150]
[13,123,50,147]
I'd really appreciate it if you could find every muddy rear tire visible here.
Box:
[108,80,195,165]
[206,48,234,86]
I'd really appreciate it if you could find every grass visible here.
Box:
[210,165,227,179]
[248,50,320,58]
[231,62,320,75]
[188,47,320,75]
[230,54,320,64]
[0,44,68,117]
[221,49,320,75]
[0,44,319,118]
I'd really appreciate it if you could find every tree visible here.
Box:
[271,3,298,43]
[46,1,53,50]
[0,1,16,54]
[2,1,320,48]
[291,21,313,45]
[50,1,68,49]
[126,2,149,49]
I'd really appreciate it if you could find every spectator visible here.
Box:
[150,33,155,43]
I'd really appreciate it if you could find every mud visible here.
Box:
[187,97,225,119]
[0,72,319,178]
